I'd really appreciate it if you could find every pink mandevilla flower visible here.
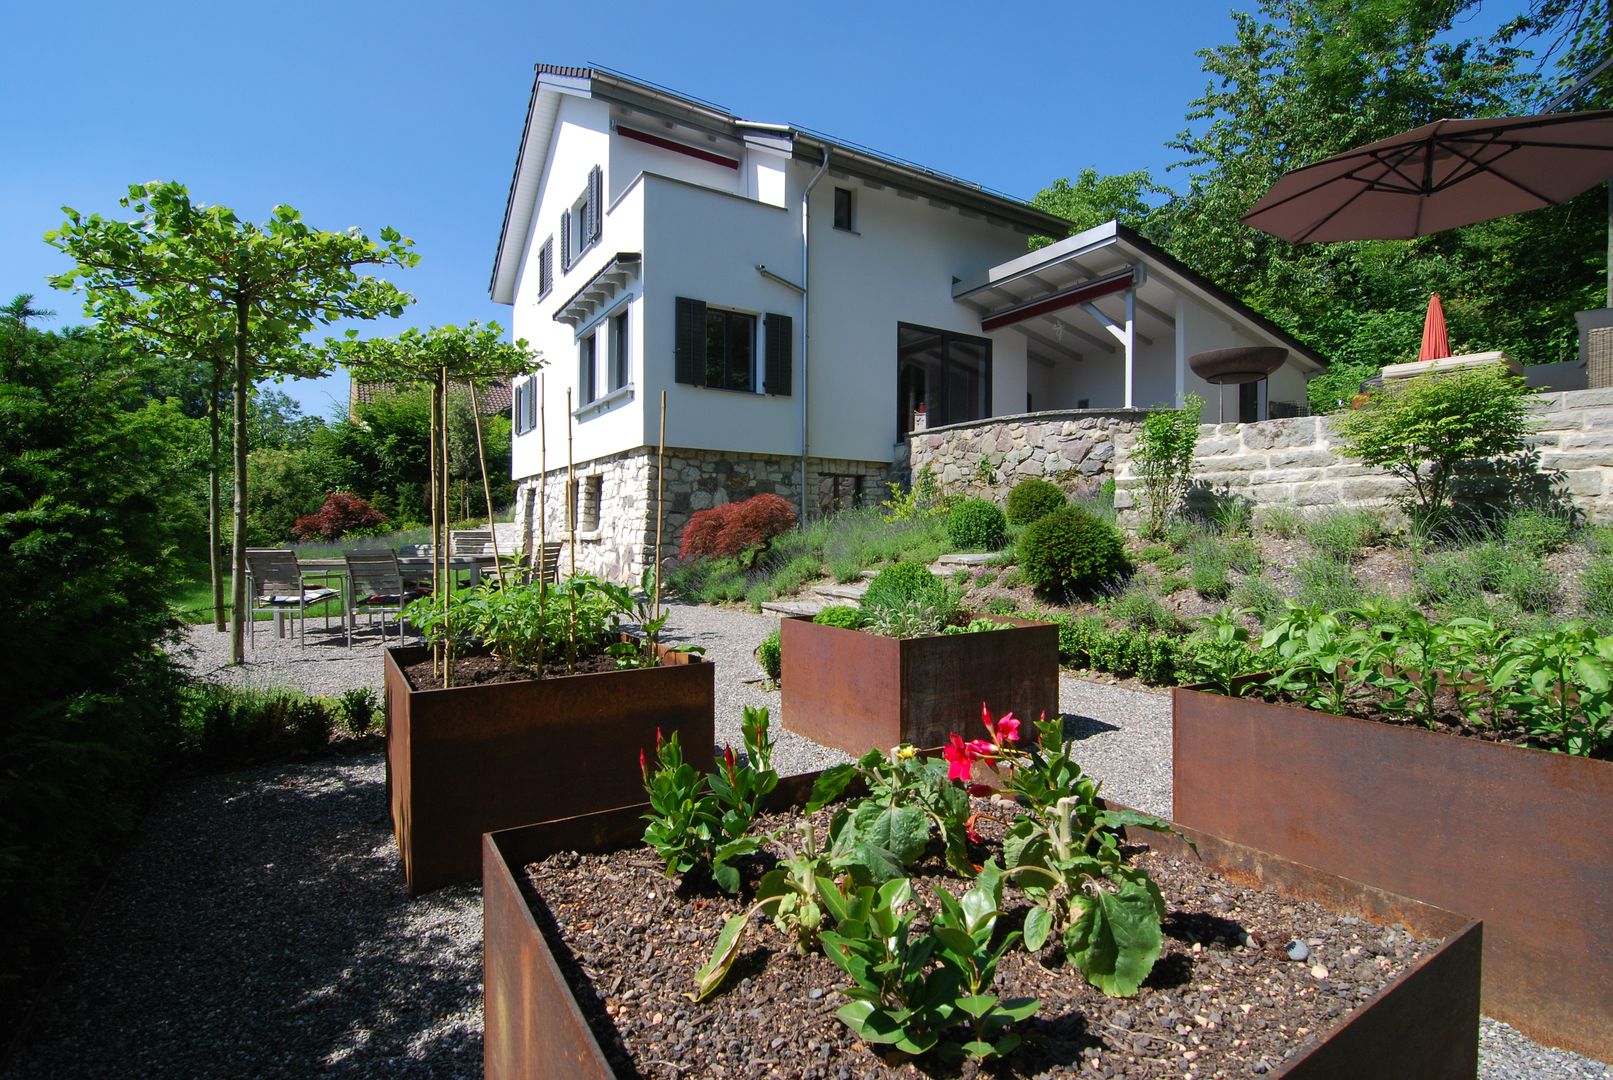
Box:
[942,733,976,782]
[995,713,1021,744]
[639,747,648,777]
[966,739,995,759]
[723,744,736,777]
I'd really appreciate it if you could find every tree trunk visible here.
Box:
[209,358,226,632]
[229,294,250,665]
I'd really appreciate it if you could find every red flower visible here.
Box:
[639,748,648,778]
[966,739,995,759]
[981,702,996,740]
[995,713,1021,744]
[723,744,736,778]
[942,734,976,782]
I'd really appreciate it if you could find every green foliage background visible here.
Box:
[1031,0,1610,413]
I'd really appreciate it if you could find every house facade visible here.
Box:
[491,65,1324,580]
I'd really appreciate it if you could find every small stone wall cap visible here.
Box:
[1380,352,1522,380]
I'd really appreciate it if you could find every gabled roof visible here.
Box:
[489,64,1073,304]
[953,221,1328,371]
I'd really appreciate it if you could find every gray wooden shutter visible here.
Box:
[561,210,572,271]
[588,165,603,243]
[539,239,553,297]
[764,312,792,396]
[675,297,707,386]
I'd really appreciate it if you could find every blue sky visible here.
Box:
[3,0,1526,418]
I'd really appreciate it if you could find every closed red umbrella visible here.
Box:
[1241,110,1613,243]
[1419,293,1451,361]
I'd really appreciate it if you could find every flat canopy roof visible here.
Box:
[953,221,1326,372]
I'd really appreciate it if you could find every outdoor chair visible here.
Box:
[245,548,342,649]
[343,550,420,647]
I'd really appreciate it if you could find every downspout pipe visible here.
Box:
[799,144,831,521]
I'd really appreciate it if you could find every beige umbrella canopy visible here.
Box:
[1241,110,1613,244]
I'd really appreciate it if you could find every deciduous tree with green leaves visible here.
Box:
[1132,393,1205,539]
[1334,365,1535,533]
[46,181,418,662]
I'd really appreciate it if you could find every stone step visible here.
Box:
[931,552,998,567]
[813,581,869,603]
[759,598,824,618]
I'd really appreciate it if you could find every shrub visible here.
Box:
[1018,505,1130,595]
[1582,552,1613,629]
[828,556,863,584]
[1004,477,1067,525]
[291,491,387,542]
[667,555,749,605]
[1303,509,1382,562]
[985,596,1015,616]
[1226,538,1263,575]
[679,493,798,561]
[1164,519,1208,552]
[1414,551,1485,610]
[1210,494,1253,536]
[1334,365,1534,533]
[946,497,1007,551]
[1137,543,1173,564]
[1501,508,1573,556]
[861,561,955,622]
[998,567,1025,590]
[1257,505,1303,539]
[1296,554,1358,611]
[766,554,823,597]
[755,629,781,682]
[1109,583,1180,633]
[1230,577,1284,624]
[1052,614,1184,684]
[1158,572,1190,596]
[336,688,380,737]
[183,684,338,762]
[1494,556,1560,613]
[1132,394,1205,538]
[813,605,864,629]
[1188,539,1231,600]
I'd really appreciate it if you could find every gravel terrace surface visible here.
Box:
[6,603,1605,1078]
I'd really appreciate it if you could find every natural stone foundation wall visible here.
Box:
[904,410,1149,503]
[512,448,893,582]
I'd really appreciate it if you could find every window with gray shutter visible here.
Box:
[587,165,603,244]
[560,210,572,271]
[538,237,553,298]
[674,297,707,386]
[513,380,527,434]
[764,312,792,396]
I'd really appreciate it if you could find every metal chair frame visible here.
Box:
[245,548,341,649]
[343,550,412,647]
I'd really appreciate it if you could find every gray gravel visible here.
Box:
[8,603,1603,1078]
[174,618,395,698]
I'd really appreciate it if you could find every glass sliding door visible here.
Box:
[897,323,991,439]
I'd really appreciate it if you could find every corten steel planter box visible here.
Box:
[1173,687,1613,1060]
[779,615,1058,756]
[383,643,713,896]
[482,777,1482,1080]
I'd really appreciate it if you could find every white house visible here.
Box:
[490,65,1325,580]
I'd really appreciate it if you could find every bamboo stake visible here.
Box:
[429,374,441,680]
[468,381,505,593]
[653,389,667,627]
[441,367,454,688]
[566,386,576,672]
[537,373,547,679]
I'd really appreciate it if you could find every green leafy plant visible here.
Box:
[808,742,974,882]
[1187,538,1231,599]
[1257,505,1303,538]
[1501,507,1574,556]
[1226,537,1263,575]
[1582,552,1613,630]
[1504,624,1613,757]
[1260,605,1362,716]
[813,605,864,629]
[1004,477,1067,525]
[1303,509,1383,562]
[1108,583,1180,633]
[1210,493,1253,536]
[927,863,1040,1060]
[1132,394,1204,539]
[1051,614,1185,685]
[1295,553,1358,612]
[947,497,1008,551]
[336,687,380,736]
[1184,609,1259,696]
[755,628,781,682]
[1334,366,1534,535]
[861,561,955,620]
[1413,549,1486,611]
[1158,572,1190,596]
[1230,576,1284,623]
[881,465,947,524]
[1018,505,1129,596]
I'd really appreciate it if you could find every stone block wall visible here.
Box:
[905,410,1149,503]
[512,448,893,582]
[1109,387,1613,525]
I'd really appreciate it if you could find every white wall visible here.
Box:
[1177,295,1315,421]
[806,178,1034,462]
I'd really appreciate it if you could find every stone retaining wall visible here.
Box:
[905,410,1149,503]
[512,449,892,581]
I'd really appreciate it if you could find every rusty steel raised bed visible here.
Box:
[384,643,713,896]
[483,776,1481,1080]
[779,614,1058,756]
[1173,686,1613,1061]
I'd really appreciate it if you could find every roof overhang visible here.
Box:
[954,221,1327,371]
[553,252,642,329]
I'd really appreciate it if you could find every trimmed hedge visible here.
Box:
[946,497,1007,551]
[1018,505,1129,595]
[1004,477,1067,525]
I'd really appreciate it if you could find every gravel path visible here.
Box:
[8,604,1603,1078]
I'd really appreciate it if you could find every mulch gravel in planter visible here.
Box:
[523,806,1441,1079]
[402,649,620,688]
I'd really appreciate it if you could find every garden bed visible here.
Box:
[384,642,713,895]
[484,784,1481,1080]
[1173,686,1613,1060]
[779,615,1059,755]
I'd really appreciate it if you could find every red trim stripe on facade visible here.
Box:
[615,125,740,170]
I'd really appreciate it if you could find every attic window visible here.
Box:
[833,187,855,231]
[561,165,603,273]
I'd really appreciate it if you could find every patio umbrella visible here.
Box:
[1240,110,1613,243]
[1419,293,1451,361]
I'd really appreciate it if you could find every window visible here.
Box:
[578,331,598,406]
[537,237,554,299]
[896,323,992,438]
[609,308,630,392]
[514,377,538,435]
[567,475,601,533]
[561,165,603,273]
[674,297,792,396]
[833,187,855,231]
